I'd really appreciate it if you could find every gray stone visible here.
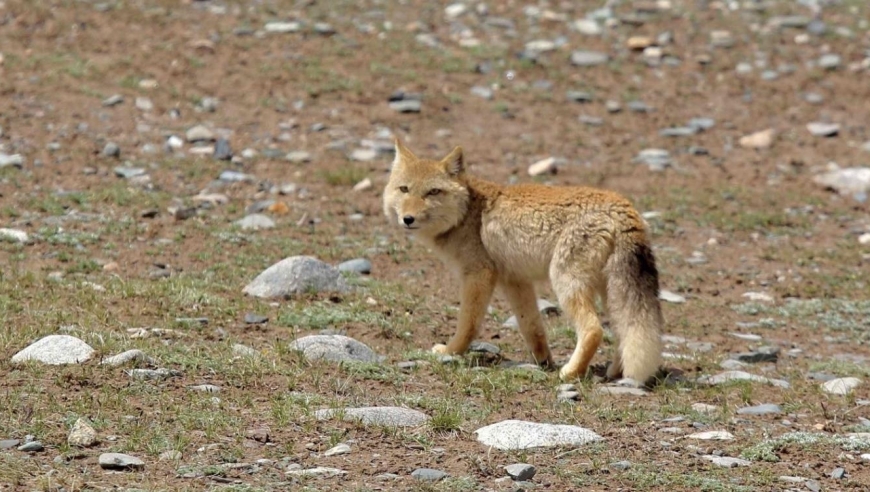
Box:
[570,50,609,67]
[186,125,215,143]
[505,463,536,481]
[702,455,750,467]
[470,86,493,100]
[818,54,841,70]
[102,94,124,106]
[698,371,790,388]
[337,258,371,274]
[159,450,182,461]
[566,91,593,103]
[0,228,28,243]
[218,170,255,183]
[807,122,840,137]
[411,468,449,481]
[286,466,347,477]
[659,290,685,303]
[290,335,380,364]
[660,127,697,137]
[315,406,429,427]
[243,256,350,298]
[596,386,649,396]
[244,313,268,325]
[114,166,147,179]
[264,21,302,33]
[769,15,811,29]
[720,359,746,370]
[469,341,500,355]
[232,344,260,358]
[214,138,232,161]
[475,419,603,450]
[831,467,845,479]
[610,460,632,471]
[806,480,821,492]
[286,151,312,163]
[0,153,24,169]
[102,142,121,158]
[129,368,181,380]
[686,430,734,440]
[0,439,21,450]
[733,346,779,363]
[12,335,95,365]
[350,148,378,162]
[135,97,153,111]
[189,384,221,393]
[324,443,351,457]
[18,441,44,452]
[557,391,580,402]
[99,453,144,470]
[389,100,422,113]
[737,404,782,416]
[635,149,672,171]
[68,418,98,447]
[813,167,870,196]
[822,377,862,395]
[235,214,276,231]
[627,100,651,113]
[573,19,602,36]
[688,118,715,131]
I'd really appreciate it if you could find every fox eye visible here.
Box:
[426,189,442,197]
[398,186,409,193]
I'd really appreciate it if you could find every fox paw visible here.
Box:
[559,365,579,381]
[431,344,449,355]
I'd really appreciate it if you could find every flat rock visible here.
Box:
[0,439,21,450]
[411,468,449,481]
[702,455,750,467]
[68,418,98,447]
[822,377,862,395]
[0,228,29,243]
[350,148,378,161]
[635,149,672,171]
[505,463,536,481]
[314,406,429,427]
[186,125,215,143]
[737,404,783,416]
[570,50,609,67]
[807,122,840,137]
[244,313,268,325]
[285,151,312,163]
[243,256,349,298]
[659,290,685,303]
[739,129,775,149]
[18,441,44,452]
[235,214,276,230]
[596,386,649,396]
[338,258,371,274]
[286,467,347,477]
[528,157,557,176]
[290,335,381,363]
[0,153,24,169]
[264,21,302,33]
[686,430,734,441]
[698,370,790,388]
[389,100,422,113]
[733,346,779,363]
[691,403,720,414]
[11,335,95,365]
[99,453,145,470]
[475,419,603,450]
[323,443,351,456]
[813,167,870,196]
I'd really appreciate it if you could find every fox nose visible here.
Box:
[402,215,415,226]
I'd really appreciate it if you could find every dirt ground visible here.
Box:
[2,0,870,490]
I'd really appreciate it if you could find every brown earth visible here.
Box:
[2,0,870,491]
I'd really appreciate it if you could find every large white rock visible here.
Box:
[822,377,862,395]
[243,256,349,298]
[474,420,603,450]
[290,335,381,363]
[11,335,95,365]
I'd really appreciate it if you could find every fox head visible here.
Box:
[383,138,470,238]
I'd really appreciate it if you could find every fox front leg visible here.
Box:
[431,269,497,355]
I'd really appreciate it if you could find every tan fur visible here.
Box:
[383,139,664,384]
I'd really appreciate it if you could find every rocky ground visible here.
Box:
[2,0,870,490]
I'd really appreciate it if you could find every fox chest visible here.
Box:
[479,212,557,280]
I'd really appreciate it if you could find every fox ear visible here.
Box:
[442,146,464,176]
[393,137,416,169]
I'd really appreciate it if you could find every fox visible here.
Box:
[382,138,664,385]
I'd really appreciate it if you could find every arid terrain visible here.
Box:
[2,0,870,490]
